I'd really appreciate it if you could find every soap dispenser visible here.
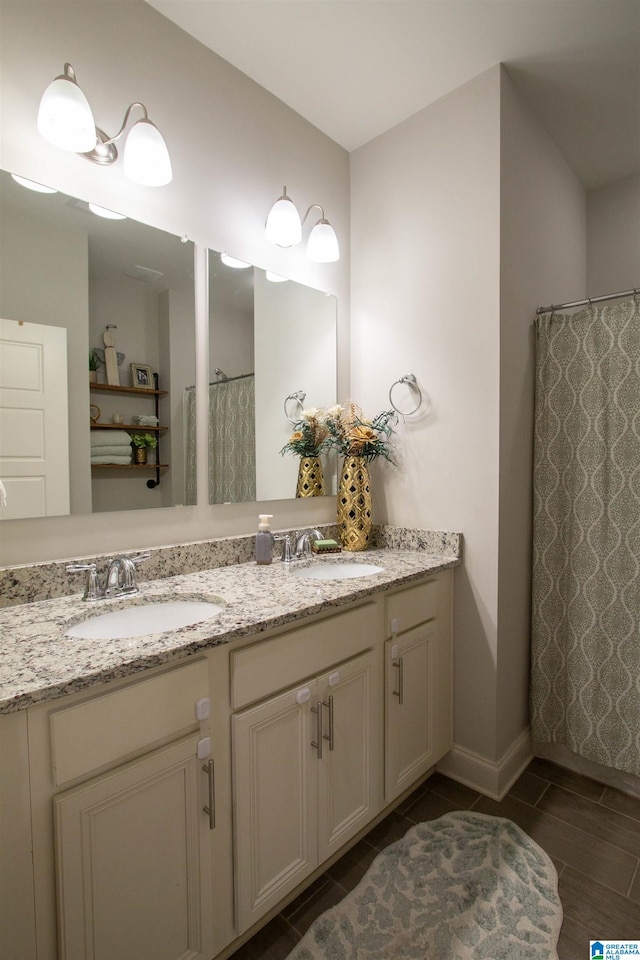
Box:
[255,514,274,565]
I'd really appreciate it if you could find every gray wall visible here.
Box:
[587,174,640,296]
[350,65,587,794]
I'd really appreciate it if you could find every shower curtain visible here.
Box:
[531,297,640,779]
[184,385,197,506]
[184,376,256,506]
[209,375,255,504]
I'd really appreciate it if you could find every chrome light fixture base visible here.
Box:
[80,127,118,166]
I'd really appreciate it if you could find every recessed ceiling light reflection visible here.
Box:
[88,203,127,220]
[220,253,251,269]
[11,174,58,194]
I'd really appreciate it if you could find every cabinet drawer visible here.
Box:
[385,578,439,636]
[50,659,208,785]
[231,602,380,709]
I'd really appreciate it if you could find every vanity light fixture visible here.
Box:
[265,186,339,262]
[266,271,288,283]
[10,173,58,194]
[220,253,251,269]
[37,63,172,186]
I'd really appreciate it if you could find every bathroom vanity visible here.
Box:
[0,535,458,960]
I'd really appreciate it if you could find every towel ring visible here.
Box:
[389,374,422,417]
[284,390,306,425]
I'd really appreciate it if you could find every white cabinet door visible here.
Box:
[317,651,381,861]
[232,650,382,934]
[232,683,318,932]
[53,734,213,960]
[385,623,444,802]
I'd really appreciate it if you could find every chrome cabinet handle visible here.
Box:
[311,701,323,759]
[202,759,215,830]
[324,696,334,751]
[392,656,404,705]
[313,696,335,756]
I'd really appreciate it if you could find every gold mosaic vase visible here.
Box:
[337,456,372,551]
[296,456,324,497]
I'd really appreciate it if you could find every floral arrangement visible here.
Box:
[281,403,396,464]
[323,403,396,463]
[281,408,328,457]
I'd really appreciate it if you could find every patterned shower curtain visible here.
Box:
[184,385,197,506]
[531,298,640,777]
[183,376,256,505]
[209,375,255,504]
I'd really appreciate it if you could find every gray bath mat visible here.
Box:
[287,811,562,960]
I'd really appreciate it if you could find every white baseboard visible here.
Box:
[436,728,533,800]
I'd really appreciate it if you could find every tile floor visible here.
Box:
[227,757,640,960]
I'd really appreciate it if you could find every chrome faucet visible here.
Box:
[67,553,150,600]
[272,530,322,562]
[295,529,323,558]
[274,534,293,563]
[105,557,138,596]
[66,562,102,601]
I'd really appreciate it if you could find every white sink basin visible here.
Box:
[292,561,385,581]
[66,599,224,640]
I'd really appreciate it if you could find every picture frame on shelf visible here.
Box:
[131,363,153,389]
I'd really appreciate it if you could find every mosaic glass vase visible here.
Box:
[296,456,324,497]
[337,456,372,551]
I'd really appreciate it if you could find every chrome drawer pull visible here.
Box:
[392,656,404,705]
[311,701,323,759]
[202,759,215,830]
[324,696,334,751]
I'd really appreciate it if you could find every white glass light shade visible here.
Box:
[306,219,340,262]
[265,193,302,247]
[37,75,96,153]
[123,119,172,186]
[11,174,57,194]
[266,271,288,282]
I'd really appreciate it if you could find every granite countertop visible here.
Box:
[0,547,459,715]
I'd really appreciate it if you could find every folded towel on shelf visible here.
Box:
[90,429,132,447]
[90,455,132,464]
[131,416,159,426]
[89,444,132,457]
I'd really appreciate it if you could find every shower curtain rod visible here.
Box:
[209,372,254,385]
[536,286,639,315]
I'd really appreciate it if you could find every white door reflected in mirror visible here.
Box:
[0,318,70,520]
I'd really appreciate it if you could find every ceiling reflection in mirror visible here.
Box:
[208,250,337,504]
[0,170,195,519]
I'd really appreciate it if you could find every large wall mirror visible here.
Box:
[207,250,338,504]
[0,170,195,519]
